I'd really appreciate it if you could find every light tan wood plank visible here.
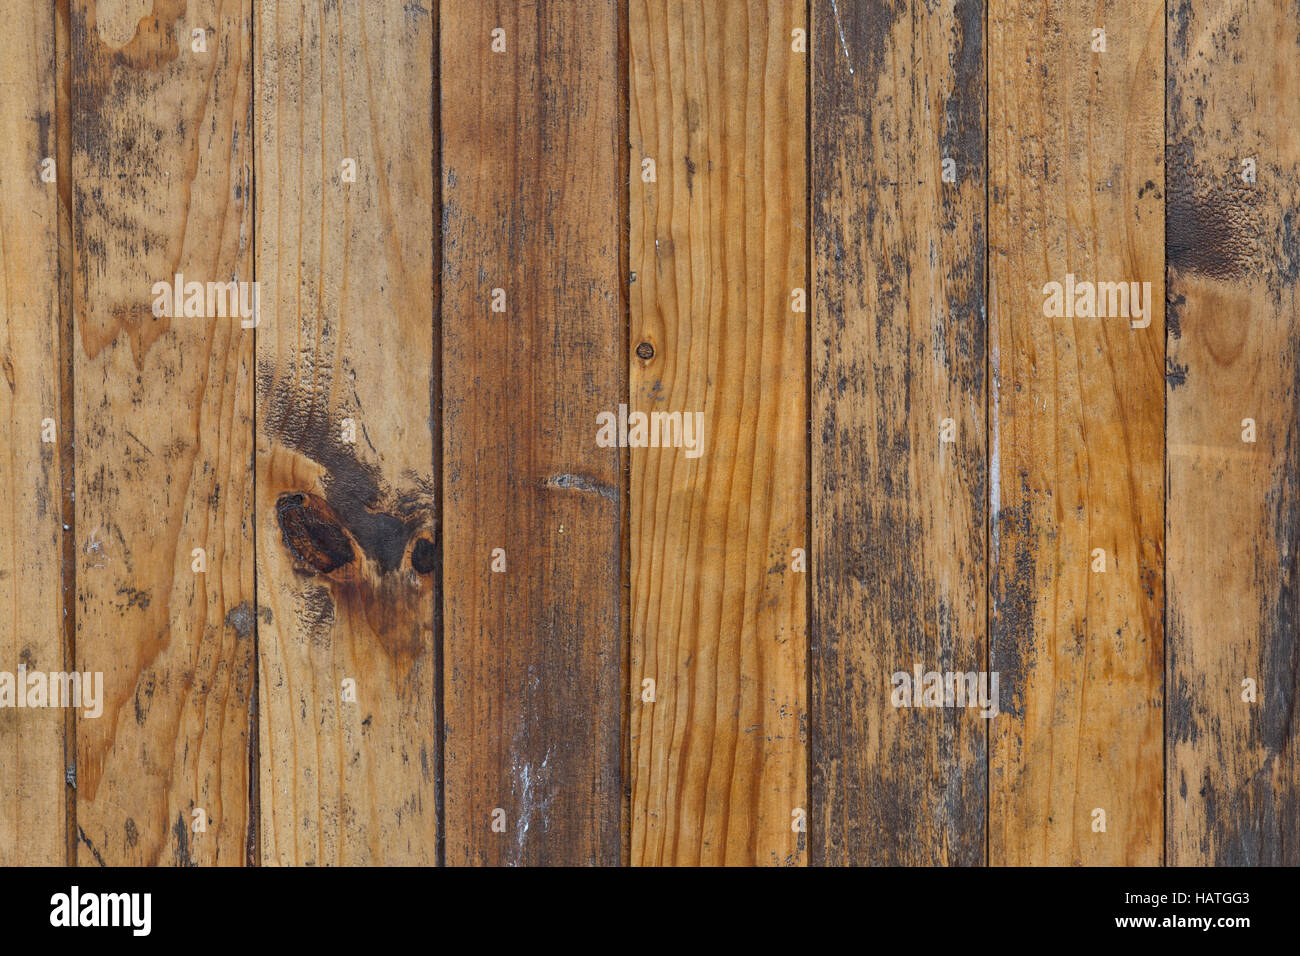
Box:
[988,0,1165,864]
[72,0,255,865]
[1166,0,1300,865]
[0,0,67,866]
[255,0,437,866]
[629,0,807,866]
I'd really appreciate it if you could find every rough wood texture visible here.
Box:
[255,0,437,866]
[988,0,1165,864]
[628,0,807,867]
[1166,0,1300,865]
[72,0,255,865]
[5,0,1298,869]
[441,0,624,866]
[0,1,67,865]
[811,0,987,866]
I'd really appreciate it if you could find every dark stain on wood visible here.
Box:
[276,492,355,574]
[70,0,193,364]
[297,586,337,649]
[76,826,107,868]
[261,365,434,576]
[223,600,272,640]
[170,811,192,867]
[1166,132,1258,283]
[941,0,984,200]
[990,486,1040,720]
[410,537,436,575]
[1165,359,1188,389]
[262,360,434,661]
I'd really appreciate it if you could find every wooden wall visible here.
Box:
[0,0,1294,865]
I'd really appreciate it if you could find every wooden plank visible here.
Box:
[255,0,437,866]
[71,0,255,865]
[1166,0,1300,865]
[0,1,67,866]
[988,0,1165,864]
[810,0,986,865]
[628,0,806,867]
[56,0,78,868]
[441,0,623,866]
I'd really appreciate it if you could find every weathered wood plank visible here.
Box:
[810,0,987,865]
[0,0,67,866]
[1166,0,1300,865]
[988,0,1165,864]
[72,0,255,865]
[255,0,437,866]
[629,0,807,867]
[441,0,624,866]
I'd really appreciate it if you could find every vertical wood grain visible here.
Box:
[57,0,79,867]
[629,0,807,867]
[255,0,437,866]
[72,0,255,865]
[988,0,1165,864]
[441,0,624,866]
[811,0,987,865]
[1166,0,1300,865]
[0,0,67,865]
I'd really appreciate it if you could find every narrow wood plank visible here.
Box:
[441,0,623,866]
[57,0,78,867]
[810,0,986,865]
[628,0,806,867]
[1166,0,1300,865]
[72,0,255,865]
[988,0,1165,864]
[255,0,437,866]
[0,1,67,865]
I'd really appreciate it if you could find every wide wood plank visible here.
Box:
[811,0,987,865]
[988,0,1165,864]
[629,0,807,867]
[255,0,437,866]
[441,0,624,866]
[1166,0,1300,865]
[0,1,67,866]
[72,0,255,865]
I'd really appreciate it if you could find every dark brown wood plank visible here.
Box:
[440,0,624,866]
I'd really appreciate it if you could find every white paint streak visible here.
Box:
[829,0,855,74]
[988,324,1000,596]
[513,748,553,859]
[83,529,107,569]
